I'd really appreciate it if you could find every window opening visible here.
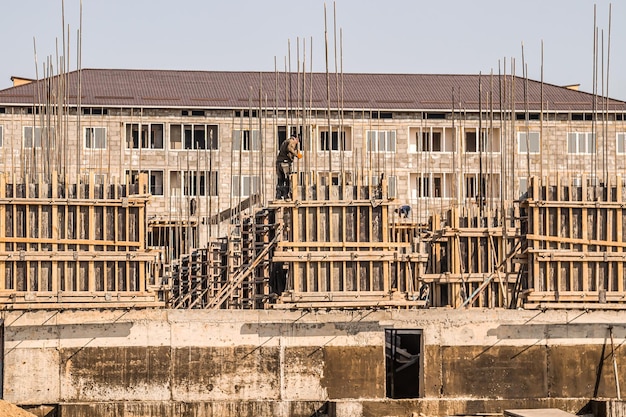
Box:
[567,132,595,154]
[320,130,351,151]
[518,132,540,154]
[182,110,206,117]
[126,170,164,196]
[465,131,477,152]
[366,130,396,153]
[232,175,260,197]
[24,126,41,148]
[126,123,164,149]
[371,111,393,119]
[235,110,258,118]
[234,130,260,151]
[170,124,218,150]
[465,129,500,153]
[420,131,441,152]
[617,133,626,154]
[85,127,107,149]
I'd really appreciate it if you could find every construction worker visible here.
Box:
[395,205,411,219]
[275,135,302,200]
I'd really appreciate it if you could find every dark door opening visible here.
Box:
[385,329,421,398]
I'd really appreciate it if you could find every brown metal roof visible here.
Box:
[0,68,624,112]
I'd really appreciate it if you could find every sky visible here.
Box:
[0,0,624,99]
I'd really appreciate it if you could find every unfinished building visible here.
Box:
[0,69,625,310]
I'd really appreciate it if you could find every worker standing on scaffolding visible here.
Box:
[275,135,301,200]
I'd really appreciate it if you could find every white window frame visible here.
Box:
[617,133,626,154]
[518,131,540,154]
[517,131,541,155]
[365,174,397,198]
[84,127,107,149]
[419,130,442,152]
[464,173,501,199]
[126,170,164,196]
[233,130,260,151]
[320,129,352,152]
[149,171,164,196]
[366,130,396,153]
[23,126,44,148]
[232,175,260,197]
[126,123,165,150]
[170,124,219,151]
[465,128,500,153]
[465,130,479,153]
[567,132,595,154]
[0,125,3,147]
[413,174,443,198]
[182,170,218,197]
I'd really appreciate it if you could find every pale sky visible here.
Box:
[1,0,624,100]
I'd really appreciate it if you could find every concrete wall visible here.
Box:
[3,308,625,417]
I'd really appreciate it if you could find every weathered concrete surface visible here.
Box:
[591,399,626,417]
[352,398,591,417]
[3,308,625,417]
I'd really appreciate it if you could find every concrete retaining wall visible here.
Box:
[3,308,625,417]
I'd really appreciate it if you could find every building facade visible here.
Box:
[0,69,625,257]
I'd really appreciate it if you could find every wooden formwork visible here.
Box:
[0,173,161,309]
[420,206,522,308]
[523,175,626,307]
[169,208,279,310]
[271,174,427,308]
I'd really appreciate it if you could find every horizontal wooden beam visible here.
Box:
[526,291,626,303]
[524,302,626,310]
[272,251,424,262]
[277,242,412,249]
[530,250,626,261]
[524,200,626,209]
[270,300,426,309]
[268,199,389,208]
[0,238,143,247]
[0,197,147,206]
[526,234,626,249]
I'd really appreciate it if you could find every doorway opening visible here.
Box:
[385,328,422,398]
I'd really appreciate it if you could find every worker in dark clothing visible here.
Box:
[275,136,301,199]
[395,205,411,219]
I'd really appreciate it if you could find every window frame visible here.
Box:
[182,171,218,197]
[419,131,442,152]
[518,131,540,154]
[22,126,43,149]
[232,175,260,197]
[233,129,261,151]
[366,174,397,198]
[366,130,396,153]
[126,123,165,150]
[567,132,596,154]
[320,129,352,152]
[126,170,165,196]
[170,124,219,151]
[84,127,107,150]
[617,133,626,154]
[465,129,500,153]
